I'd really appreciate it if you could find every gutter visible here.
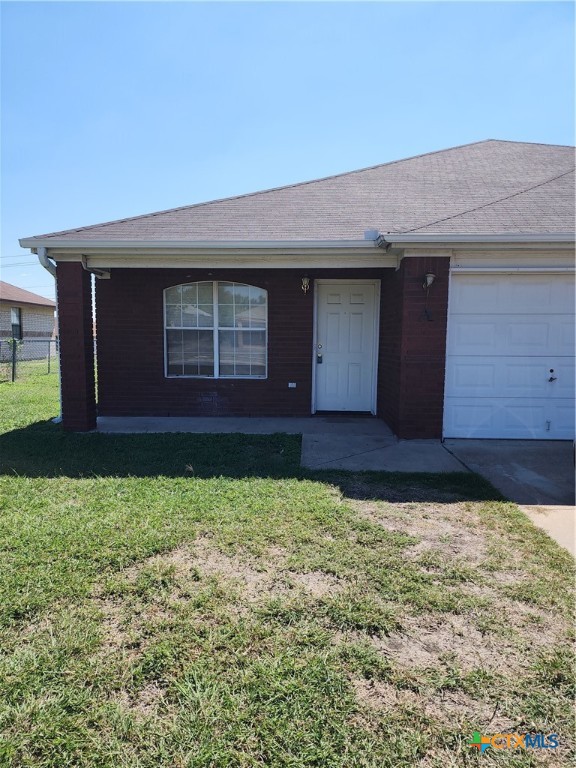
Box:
[81,255,110,279]
[20,238,382,251]
[377,232,575,246]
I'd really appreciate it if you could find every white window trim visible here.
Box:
[163,281,268,380]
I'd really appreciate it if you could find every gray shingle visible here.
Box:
[23,140,575,242]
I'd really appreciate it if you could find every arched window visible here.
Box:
[164,282,267,378]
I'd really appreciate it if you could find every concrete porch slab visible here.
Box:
[97,415,394,436]
[97,416,465,473]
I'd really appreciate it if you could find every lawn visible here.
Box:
[0,372,574,767]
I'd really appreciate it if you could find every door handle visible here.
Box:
[548,376,557,382]
[317,354,323,364]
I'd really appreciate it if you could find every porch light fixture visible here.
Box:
[301,276,310,294]
[423,273,436,290]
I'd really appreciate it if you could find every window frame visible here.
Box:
[163,281,268,380]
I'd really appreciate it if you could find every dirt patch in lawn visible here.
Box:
[95,538,346,655]
[371,613,503,672]
[119,538,345,605]
[350,498,486,565]
[373,599,566,675]
[285,570,344,598]
[113,682,168,720]
[352,678,515,731]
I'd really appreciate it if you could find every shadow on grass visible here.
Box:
[0,419,504,502]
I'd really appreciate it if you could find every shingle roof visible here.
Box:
[0,281,56,307]
[23,140,575,243]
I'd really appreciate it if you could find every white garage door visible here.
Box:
[444,273,575,439]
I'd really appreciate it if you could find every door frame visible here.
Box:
[311,279,381,415]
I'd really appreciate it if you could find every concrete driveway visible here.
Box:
[444,439,575,555]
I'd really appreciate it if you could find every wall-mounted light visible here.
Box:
[423,273,436,290]
[301,276,310,294]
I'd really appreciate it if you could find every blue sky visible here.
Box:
[1,1,574,300]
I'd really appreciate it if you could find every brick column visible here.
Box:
[378,256,450,439]
[56,262,96,431]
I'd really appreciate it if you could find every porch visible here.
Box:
[97,415,464,472]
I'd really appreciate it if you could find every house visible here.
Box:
[0,281,56,341]
[19,140,575,438]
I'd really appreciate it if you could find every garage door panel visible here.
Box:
[444,398,574,439]
[547,360,575,397]
[506,321,550,352]
[444,401,497,435]
[447,360,496,393]
[554,280,576,313]
[446,356,568,398]
[450,276,574,314]
[504,403,547,432]
[549,402,576,439]
[450,278,502,313]
[560,320,575,352]
[450,316,563,356]
[507,279,561,313]
[444,274,575,440]
[451,321,498,353]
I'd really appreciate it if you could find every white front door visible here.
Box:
[314,281,378,412]
[444,273,575,439]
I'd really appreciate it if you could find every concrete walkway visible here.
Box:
[97,416,465,473]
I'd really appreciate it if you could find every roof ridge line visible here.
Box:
[398,167,576,234]
[27,139,502,240]
[484,138,575,149]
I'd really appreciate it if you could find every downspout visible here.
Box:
[37,247,62,423]
[37,246,57,276]
[81,255,110,278]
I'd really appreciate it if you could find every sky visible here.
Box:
[1,1,574,301]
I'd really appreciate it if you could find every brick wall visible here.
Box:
[57,263,96,431]
[378,257,450,438]
[0,303,55,338]
[71,262,450,436]
[95,267,390,418]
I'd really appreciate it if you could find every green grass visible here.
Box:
[0,373,574,767]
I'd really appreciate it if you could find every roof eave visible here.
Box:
[20,232,576,255]
[381,232,575,245]
[19,238,381,251]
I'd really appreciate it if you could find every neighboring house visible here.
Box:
[19,140,575,438]
[0,281,56,340]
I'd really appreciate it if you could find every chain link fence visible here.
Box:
[0,338,60,382]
